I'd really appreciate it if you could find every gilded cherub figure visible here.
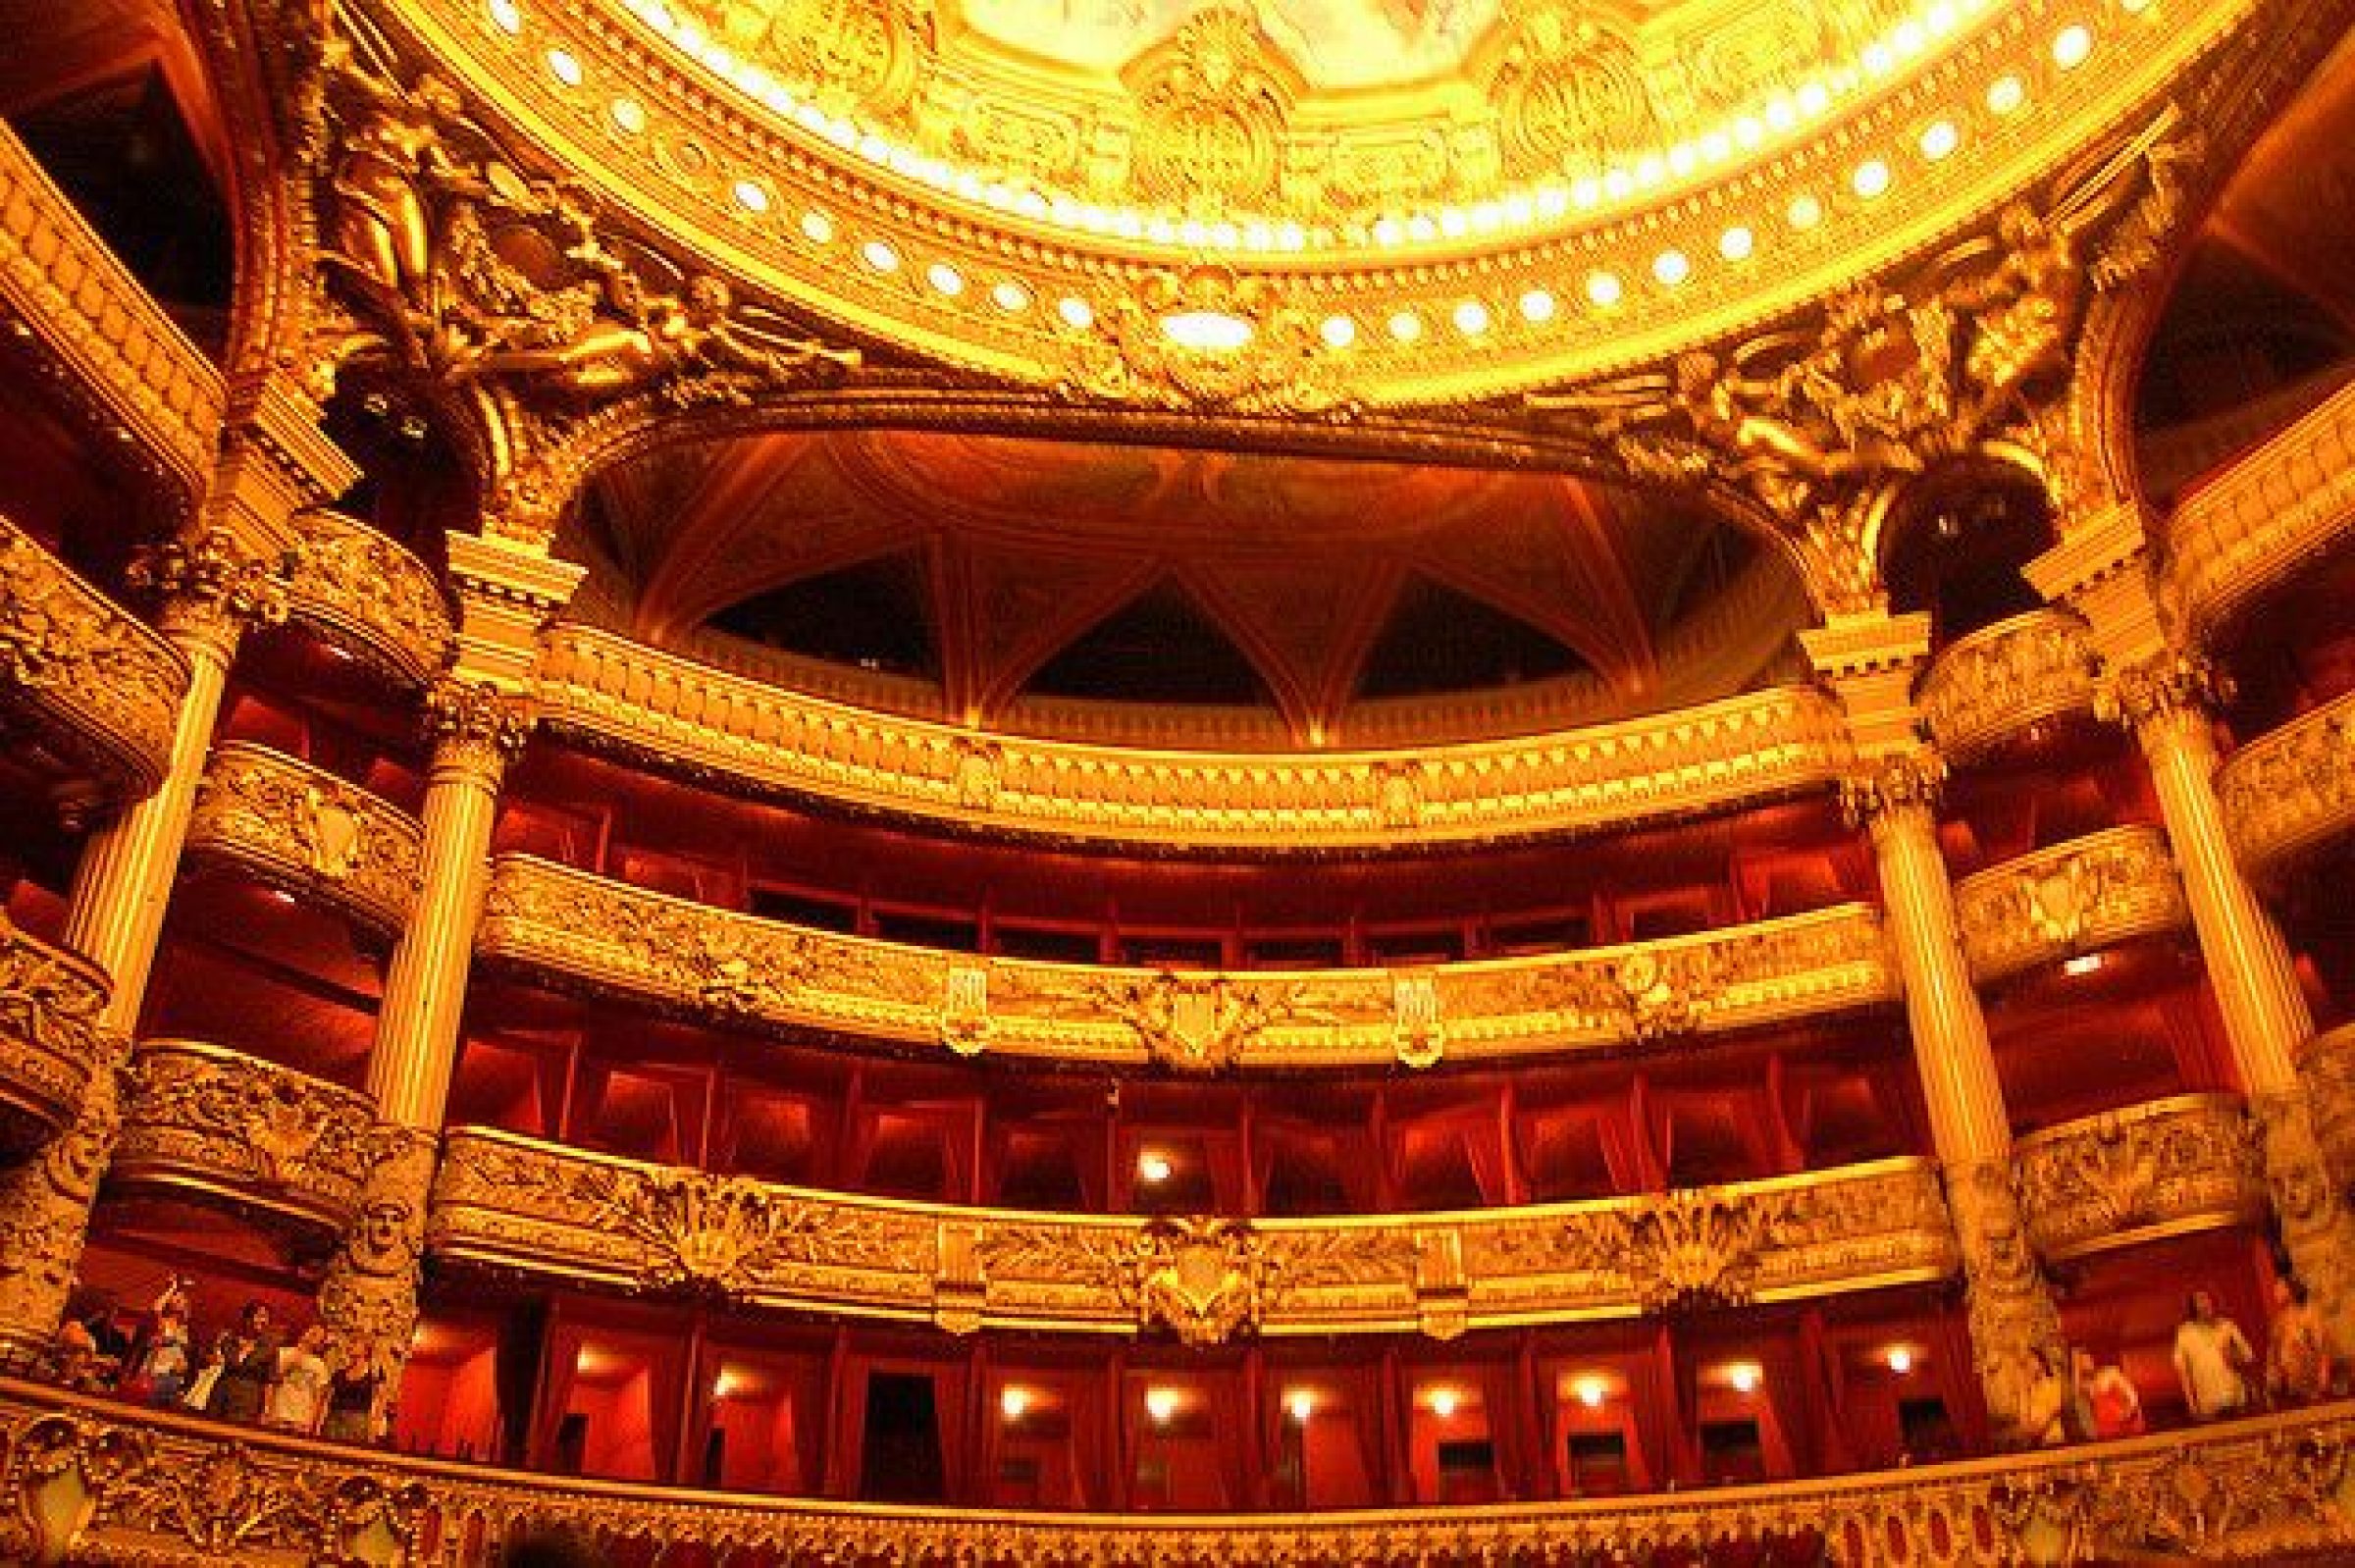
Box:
[319,39,481,307]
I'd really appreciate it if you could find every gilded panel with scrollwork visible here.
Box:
[0,913,107,1155]
[184,743,423,934]
[1915,607,2099,763]
[2013,1094,2265,1263]
[2218,689,2355,882]
[283,509,454,689]
[1953,825,2188,985]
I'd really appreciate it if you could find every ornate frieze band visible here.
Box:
[0,915,108,1157]
[431,1129,1952,1338]
[108,1040,379,1237]
[0,516,191,811]
[1914,607,2099,764]
[7,1382,2355,1565]
[2012,1093,2265,1264]
[0,125,221,518]
[2217,687,2355,882]
[1952,824,2189,986]
[283,509,455,690]
[2169,374,2355,641]
[535,630,1858,851]
[184,743,424,935]
[477,856,1894,1071]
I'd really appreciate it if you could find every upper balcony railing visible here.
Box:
[477,855,1896,1071]
[1915,607,2100,765]
[2216,687,2355,881]
[2170,372,2355,642]
[184,743,423,935]
[283,510,454,691]
[534,627,1857,853]
[432,1128,1954,1341]
[0,913,109,1157]
[1952,825,2188,986]
[2013,1093,2264,1264]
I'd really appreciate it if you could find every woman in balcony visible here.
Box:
[265,1325,333,1435]
[205,1301,281,1423]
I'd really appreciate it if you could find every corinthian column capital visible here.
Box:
[423,675,536,784]
[126,526,294,663]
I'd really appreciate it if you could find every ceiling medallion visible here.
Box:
[1065,266,1354,418]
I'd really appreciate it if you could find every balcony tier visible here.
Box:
[1952,825,2189,986]
[2171,373,2355,641]
[283,509,454,691]
[2013,1093,2265,1264]
[0,915,108,1155]
[2218,687,2355,882]
[184,743,423,935]
[1915,607,2101,765]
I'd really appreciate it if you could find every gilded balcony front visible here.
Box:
[2306,1021,2355,1192]
[476,856,1895,1070]
[0,914,108,1156]
[2218,688,2355,881]
[535,628,1858,852]
[0,515,192,811]
[2013,1094,2264,1264]
[10,1381,2355,1565]
[283,509,455,690]
[108,1040,379,1236]
[184,743,423,934]
[431,1129,1954,1339]
[1915,607,2100,764]
[2170,373,2355,641]
[1952,825,2189,985]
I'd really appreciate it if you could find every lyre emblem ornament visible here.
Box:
[939,963,992,1057]
[610,1169,777,1299]
[1391,972,1444,1071]
[1125,1218,1267,1346]
[299,787,366,880]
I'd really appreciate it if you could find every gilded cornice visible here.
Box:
[353,0,2273,407]
[8,1382,2355,1565]
[0,914,108,1158]
[0,124,223,521]
[477,855,1896,1070]
[108,1040,380,1238]
[184,743,425,936]
[1952,823,2187,985]
[534,628,1858,851]
[283,509,456,689]
[1914,605,2098,763]
[2013,1093,2264,1264]
[2168,373,2355,644]
[431,1128,1953,1335]
[0,516,192,814]
[2214,687,2355,883]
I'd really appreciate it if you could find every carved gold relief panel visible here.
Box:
[0,913,108,1156]
[2013,1094,2265,1263]
[185,743,424,934]
[1915,606,2099,763]
[283,510,455,689]
[1953,824,2188,985]
[2218,688,2355,882]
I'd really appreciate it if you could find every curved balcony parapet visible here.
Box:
[0,914,108,1155]
[15,1387,2355,1564]
[1953,825,2188,986]
[2303,1022,2355,1192]
[2014,1093,2263,1264]
[1915,607,2100,764]
[534,627,1858,853]
[432,1129,1954,1339]
[2217,689,2355,881]
[0,125,221,518]
[284,509,454,690]
[477,856,1895,1071]
[2170,372,2355,641]
[0,516,191,811]
[184,743,423,934]
[109,1040,379,1236]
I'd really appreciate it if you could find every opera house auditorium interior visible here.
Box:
[17,0,2355,1559]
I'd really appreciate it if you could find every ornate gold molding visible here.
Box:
[2013,1093,2264,1264]
[1953,824,2189,986]
[0,124,222,520]
[2169,373,2355,643]
[0,915,109,1159]
[184,742,424,935]
[431,1129,1954,1337]
[1915,606,2099,763]
[108,1040,379,1237]
[424,676,536,782]
[2305,1021,2355,1195]
[283,509,455,690]
[2216,687,2355,883]
[125,526,295,663]
[477,855,1895,1070]
[6,1382,2355,1565]
[0,517,191,815]
[535,628,1858,851]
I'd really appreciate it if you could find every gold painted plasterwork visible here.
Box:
[0,914,109,1158]
[0,517,193,814]
[476,855,1894,1069]
[284,509,456,690]
[184,742,424,935]
[536,629,1858,850]
[2013,1092,2264,1264]
[1952,824,2188,985]
[2168,372,2355,642]
[2304,1022,2355,1195]
[1915,605,2099,763]
[7,1384,2355,1566]
[108,1040,380,1237]
[431,1128,1952,1337]
[2215,686,2355,882]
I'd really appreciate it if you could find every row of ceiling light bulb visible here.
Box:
[503,0,2147,357]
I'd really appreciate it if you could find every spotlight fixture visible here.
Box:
[1137,1150,1174,1183]
[1427,1387,1460,1419]
[1727,1363,1761,1394]
[1145,1386,1180,1424]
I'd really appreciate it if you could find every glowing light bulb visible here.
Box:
[1145,1386,1180,1424]
[1286,1389,1316,1422]
[1428,1387,1460,1419]
[1001,1386,1031,1420]
[1138,1151,1174,1183]
[1574,1377,1607,1409]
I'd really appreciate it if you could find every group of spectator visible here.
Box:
[2033,1280,2338,1444]
[47,1278,382,1441]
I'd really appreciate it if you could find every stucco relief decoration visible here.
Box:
[119,1046,375,1200]
[939,962,992,1057]
[1617,1187,1772,1310]
[599,1167,783,1299]
[1124,6,1296,213]
[0,522,186,770]
[1066,264,1355,418]
[2013,1099,2261,1259]
[1122,1217,1270,1345]
[690,0,936,116]
[1390,971,1444,1070]
[1087,970,1306,1072]
[633,906,816,1019]
[1486,0,1653,179]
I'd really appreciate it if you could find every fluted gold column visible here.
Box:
[1804,614,2065,1444]
[316,533,580,1410]
[2032,510,2355,1349]
[0,530,291,1367]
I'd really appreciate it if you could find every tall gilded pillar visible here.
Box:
[2032,511,2355,1348]
[1803,614,2066,1444]
[0,529,291,1367]
[317,533,581,1411]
